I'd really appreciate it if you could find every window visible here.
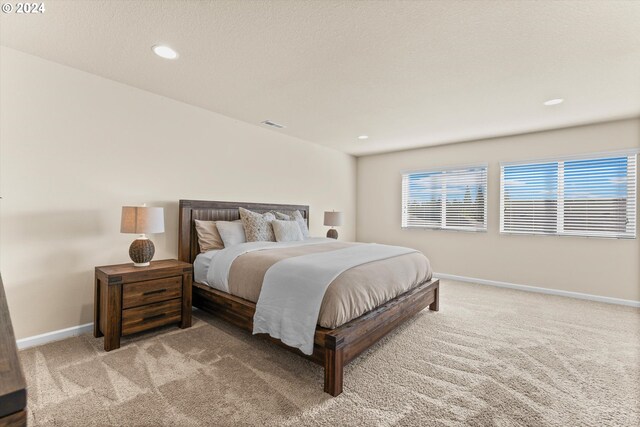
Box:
[500,152,637,238]
[402,165,487,231]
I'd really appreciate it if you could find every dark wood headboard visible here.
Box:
[178,200,310,264]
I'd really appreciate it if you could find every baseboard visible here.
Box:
[16,322,94,350]
[16,308,205,350]
[16,309,204,349]
[433,273,640,308]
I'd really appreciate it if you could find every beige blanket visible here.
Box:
[228,242,432,329]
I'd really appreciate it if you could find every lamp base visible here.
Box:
[129,238,155,267]
[133,262,150,267]
[326,228,338,239]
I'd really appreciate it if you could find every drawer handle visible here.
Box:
[142,313,167,322]
[143,288,167,296]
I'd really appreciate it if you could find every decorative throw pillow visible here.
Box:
[216,220,247,247]
[275,210,309,238]
[272,220,304,242]
[239,207,276,242]
[291,210,310,238]
[275,212,291,220]
[194,220,224,252]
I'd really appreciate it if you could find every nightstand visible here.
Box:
[94,259,192,351]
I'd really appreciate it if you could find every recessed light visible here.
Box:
[543,98,563,106]
[358,135,369,140]
[152,45,178,60]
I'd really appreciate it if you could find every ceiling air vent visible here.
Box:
[261,120,286,129]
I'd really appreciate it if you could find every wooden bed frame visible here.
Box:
[178,200,439,396]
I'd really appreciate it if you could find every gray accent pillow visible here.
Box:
[194,220,224,252]
[275,212,291,220]
[275,210,309,238]
[216,220,246,247]
[239,207,276,242]
[272,220,304,242]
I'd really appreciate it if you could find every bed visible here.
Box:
[178,199,439,396]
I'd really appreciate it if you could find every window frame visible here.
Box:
[401,163,488,232]
[500,150,638,239]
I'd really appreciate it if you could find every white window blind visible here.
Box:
[500,152,637,238]
[402,165,487,231]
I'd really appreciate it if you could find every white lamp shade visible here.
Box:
[323,211,344,227]
[121,206,165,234]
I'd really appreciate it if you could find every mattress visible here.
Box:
[196,241,432,329]
[194,250,219,285]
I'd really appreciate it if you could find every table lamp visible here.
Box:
[324,211,343,239]
[120,205,165,267]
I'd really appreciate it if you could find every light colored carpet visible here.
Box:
[19,280,639,426]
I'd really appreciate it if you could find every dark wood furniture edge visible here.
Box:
[0,409,27,427]
[0,275,27,426]
[180,268,193,329]
[179,199,439,396]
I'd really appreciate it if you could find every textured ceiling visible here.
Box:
[1,1,639,156]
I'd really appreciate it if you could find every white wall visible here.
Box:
[0,47,357,339]
[357,119,640,301]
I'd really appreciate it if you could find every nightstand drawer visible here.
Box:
[123,276,182,309]
[122,299,182,335]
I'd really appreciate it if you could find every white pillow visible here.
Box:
[291,210,310,238]
[216,220,246,247]
[272,220,303,242]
